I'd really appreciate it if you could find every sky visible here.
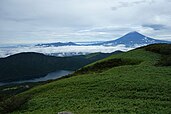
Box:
[0,0,171,44]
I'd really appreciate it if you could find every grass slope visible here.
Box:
[2,44,171,114]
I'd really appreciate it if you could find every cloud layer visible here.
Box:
[0,45,133,58]
[0,0,171,44]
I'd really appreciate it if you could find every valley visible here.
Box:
[0,52,116,82]
[0,44,170,114]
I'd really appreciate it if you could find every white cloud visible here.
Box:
[0,0,171,44]
[0,45,133,58]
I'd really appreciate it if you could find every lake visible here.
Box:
[0,70,73,86]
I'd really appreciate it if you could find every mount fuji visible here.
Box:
[94,31,170,47]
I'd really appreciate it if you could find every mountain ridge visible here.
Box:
[0,51,120,82]
[35,31,171,47]
[36,42,78,47]
[94,31,170,47]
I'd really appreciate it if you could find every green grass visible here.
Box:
[2,45,171,114]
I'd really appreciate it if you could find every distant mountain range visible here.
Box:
[36,42,78,47]
[36,31,170,47]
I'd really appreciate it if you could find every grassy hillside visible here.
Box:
[1,44,171,114]
[0,52,115,82]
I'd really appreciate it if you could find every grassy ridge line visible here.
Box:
[83,49,160,69]
[2,46,171,113]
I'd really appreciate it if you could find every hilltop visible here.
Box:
[0,44,171,114]
[0,52,117,82]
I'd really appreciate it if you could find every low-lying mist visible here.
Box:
[0,45,133,58]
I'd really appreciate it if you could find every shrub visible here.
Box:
[74,58,141,75]
[144,44,171,66]
[144,44,171,55]
[157,55,171,66]
[0,94,30,113]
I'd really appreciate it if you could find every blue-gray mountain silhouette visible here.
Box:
[36,42,78,47]
[95,31,170,47]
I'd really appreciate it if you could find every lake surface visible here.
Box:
[0,70,73,86]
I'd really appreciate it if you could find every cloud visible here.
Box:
[111,0,148,11]
[0,45,133,58]
[142,24,167,30]
[0,0,171,44]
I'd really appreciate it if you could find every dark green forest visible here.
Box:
[0,52,120,82]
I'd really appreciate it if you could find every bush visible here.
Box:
[157,55,171,66]
[144,44,171,66]
[0,94,30,113]
[144,44,171,55]
[74,58,141,75]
